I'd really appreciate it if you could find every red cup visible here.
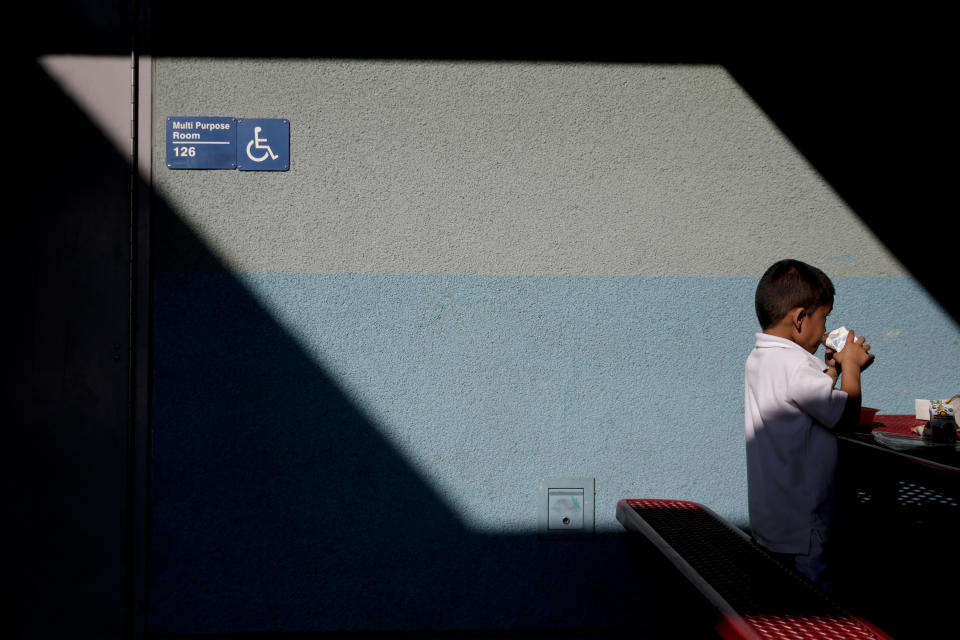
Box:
[859,407,879,428]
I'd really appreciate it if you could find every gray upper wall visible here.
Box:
[154,59,905,278]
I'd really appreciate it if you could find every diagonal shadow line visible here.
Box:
[724,58,957,325]
[150,131,707,636]
[17,56,696,636]
[122,73,685,634]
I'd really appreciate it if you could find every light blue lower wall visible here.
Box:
[150,271,958,632]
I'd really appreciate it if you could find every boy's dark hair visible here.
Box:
[755,259,835,329]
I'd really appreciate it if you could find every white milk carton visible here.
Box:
[822,326,849,352]
[928,400,958,441]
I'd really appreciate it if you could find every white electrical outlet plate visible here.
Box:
[537,477,595,539]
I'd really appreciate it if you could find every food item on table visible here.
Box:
[822,326,849,352]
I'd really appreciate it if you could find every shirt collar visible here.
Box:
[754,332,824,365]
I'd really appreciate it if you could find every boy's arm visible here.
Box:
[831,330,874,432]
[834,365,863,433]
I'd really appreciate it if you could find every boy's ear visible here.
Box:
[789,307,806,331]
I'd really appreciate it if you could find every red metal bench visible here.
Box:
[616,499,893,640]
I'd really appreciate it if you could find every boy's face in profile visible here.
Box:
[799,303,832,354]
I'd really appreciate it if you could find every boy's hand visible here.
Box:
[833,330,875,372]
[823,348,840,385]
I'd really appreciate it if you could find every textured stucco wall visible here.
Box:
[155,60,903,278]
[150,59,960,632]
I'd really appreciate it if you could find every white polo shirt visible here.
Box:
[744,333,848,554]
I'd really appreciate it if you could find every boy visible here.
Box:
[745,259,874,590]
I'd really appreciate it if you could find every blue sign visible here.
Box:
[236,119,290,171]
[166,116,237,169]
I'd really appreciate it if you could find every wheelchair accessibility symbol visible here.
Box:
[246,127,279,162]
[236,118,290,171]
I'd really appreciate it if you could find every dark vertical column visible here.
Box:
[6,54,134,640]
